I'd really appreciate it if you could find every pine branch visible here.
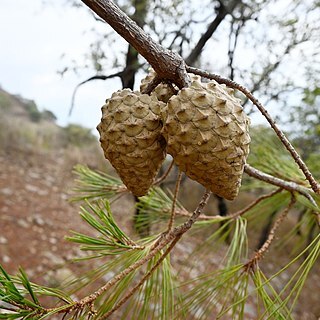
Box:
[244,164,318,208]
[52,190,211,316]
[80,0,190,88]
[100,237,180,319]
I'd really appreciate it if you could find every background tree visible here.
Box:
[0,0,319,319]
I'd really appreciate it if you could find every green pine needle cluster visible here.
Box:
[72,164,126,202]
[67,200,141,256]
[0,266,74,319]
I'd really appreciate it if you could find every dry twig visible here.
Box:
[153,160,175,185]
[244,195,296,271]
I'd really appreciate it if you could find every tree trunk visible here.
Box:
[185,0,240,66]
[121,0,148,89]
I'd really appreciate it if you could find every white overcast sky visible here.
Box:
[0,0,122,130]
[0,1,315,133]
[0,0,277,133]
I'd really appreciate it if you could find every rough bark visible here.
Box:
[81,0,190,88]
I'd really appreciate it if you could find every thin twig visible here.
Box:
[244,195,296,271]
[167,171,183,232]
[153,160,175,185]
[168,188,281,221]
[175,190,212,232]
[171,208,222,221]
[101,235,182,319]
[69,71,123,116]
[186,66,320,195]
[228,188,283,219]
[244,164,317,207]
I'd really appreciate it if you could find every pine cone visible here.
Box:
[97,89,166,196]
[162,79,250,200]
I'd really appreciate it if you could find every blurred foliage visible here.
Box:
[247,125,306,185]
[62,124,97,147]
[41,109,57,122]
[0,89,97,153]
[0,89,57,123]
[24,100,42,122]
[0,91,13,110]
[286,85,320,178]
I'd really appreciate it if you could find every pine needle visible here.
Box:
[224,217,248,267]
[177,265,245,319]
[252,268,291,320]
[66,200,141,256]
[135,187,187,231]
[71,165,126,202]
[248,127,306,185]
[122,252,176,320]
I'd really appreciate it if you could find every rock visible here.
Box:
[54,268,75,284]
[0,236,8,244]
[2,255,11,263]
[0,188,13,196]
[43,251,64,265]
[25,184,49,196]
[32,214,45,226]
[17,218,30,228]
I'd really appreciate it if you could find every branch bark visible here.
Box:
[244,164,317,207]
[81,0,190,88]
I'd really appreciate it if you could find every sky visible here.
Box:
[0,1,316,134]
[0,0,276,134]
[0,0,121,131]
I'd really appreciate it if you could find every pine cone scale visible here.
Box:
[162,80,250,200]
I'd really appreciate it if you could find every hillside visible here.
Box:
[0,88,114,285]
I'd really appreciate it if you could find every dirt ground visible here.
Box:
[0,147,319,319]
[0,149,96,280]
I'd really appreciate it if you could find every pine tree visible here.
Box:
[0,1,319,319]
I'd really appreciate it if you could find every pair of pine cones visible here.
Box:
[97,70,250,200]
